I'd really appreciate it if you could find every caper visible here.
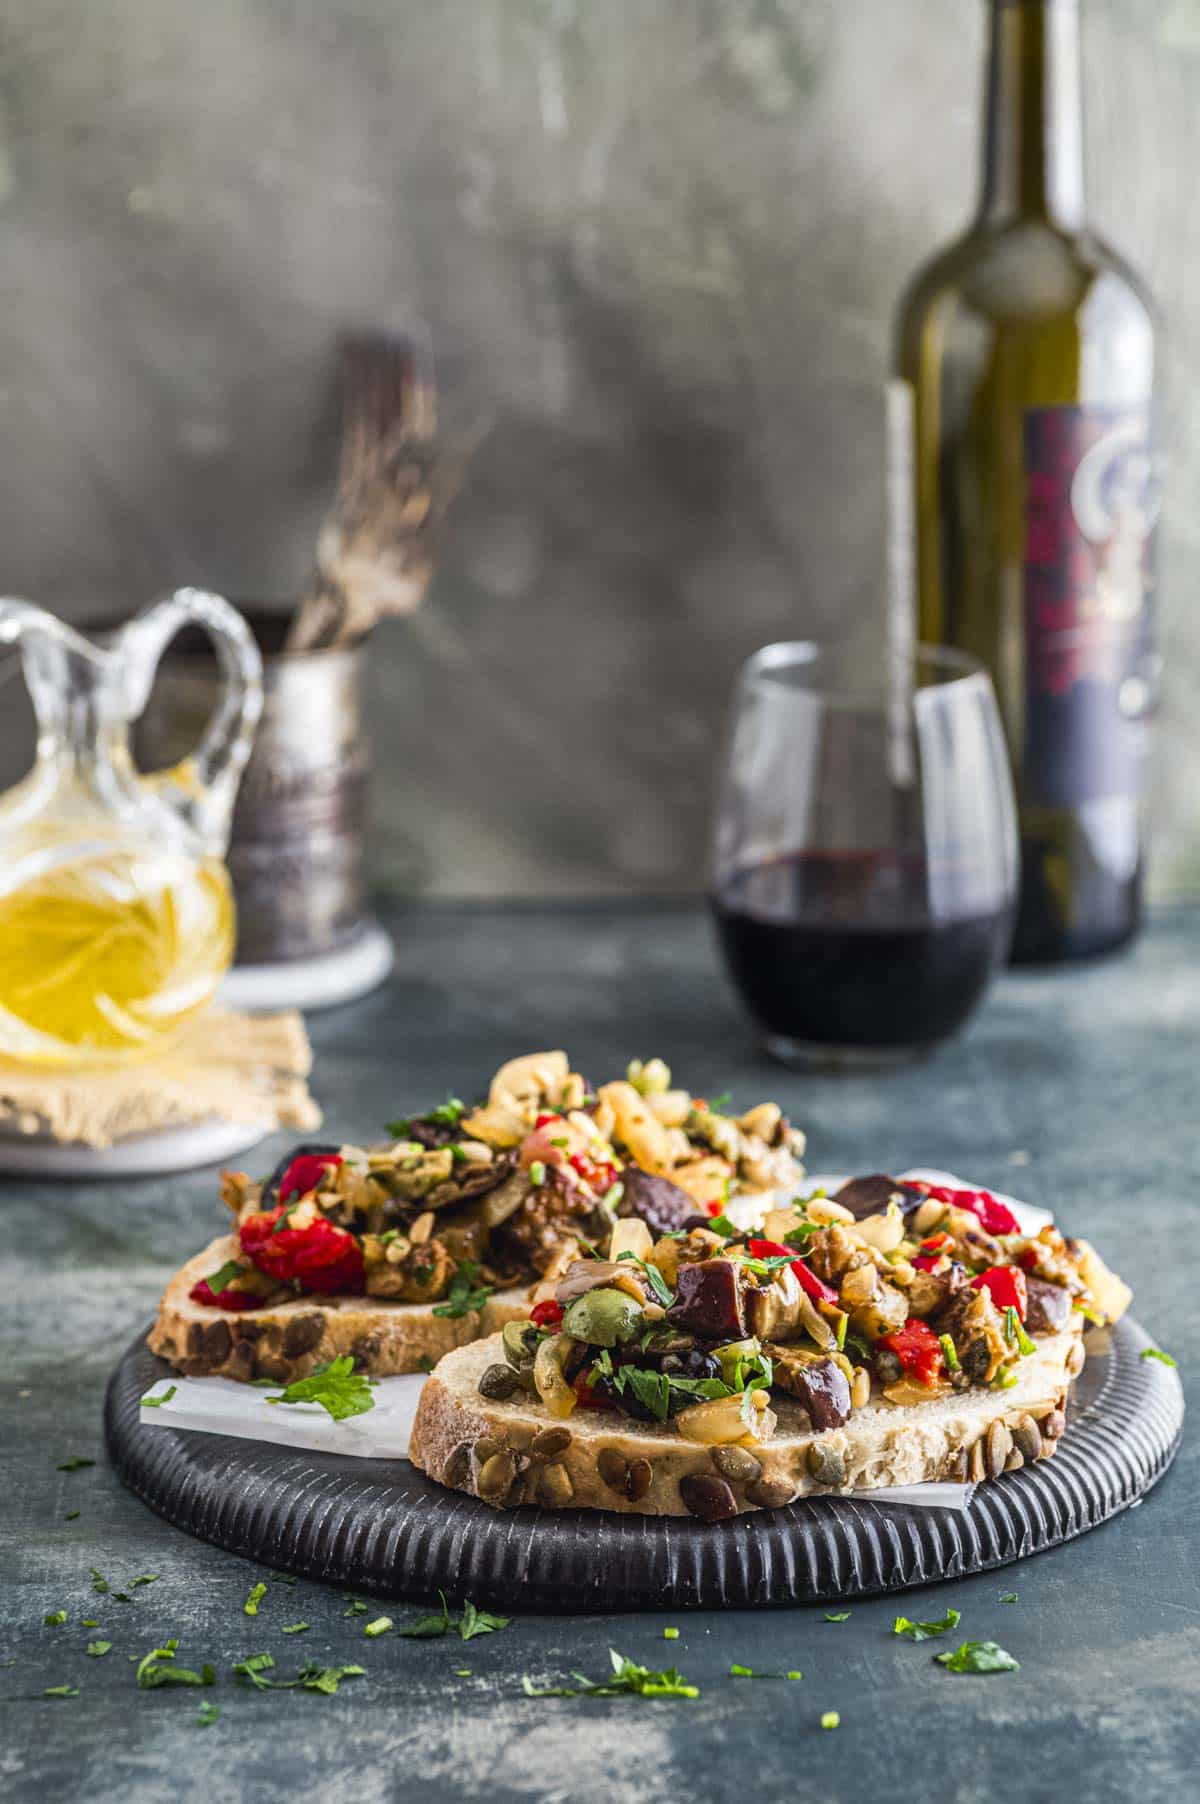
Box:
[503,1319,539,1370]
[478,1363,520,1401]
[561,1286,644,1348]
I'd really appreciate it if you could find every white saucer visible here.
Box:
[0,1115,269,1179]
[219,920,395,1014]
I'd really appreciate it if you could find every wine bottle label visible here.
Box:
[1022,405,1161,808]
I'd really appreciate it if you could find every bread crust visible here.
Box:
[148,1235,531,1383]
[408,1326,1081,1516]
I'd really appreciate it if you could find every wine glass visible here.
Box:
[710,641,1019,1066]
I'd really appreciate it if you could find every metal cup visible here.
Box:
[135,607,370,965]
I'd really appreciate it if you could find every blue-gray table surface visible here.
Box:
[1,901,1194,1804]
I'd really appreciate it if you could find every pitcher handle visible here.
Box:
[122,589,263,851]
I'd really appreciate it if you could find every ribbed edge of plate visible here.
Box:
[105,1315,1182,1612]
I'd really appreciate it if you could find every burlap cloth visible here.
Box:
[0,1007,321,1148]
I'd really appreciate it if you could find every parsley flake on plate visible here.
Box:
[86,1641,112,1658]
[1141,1347,1177,1368]
[140,1386,177,1409]
[281,1623,310,1636]
[935,1640,1019,1674]
[244,1583,267,1617]
[266,1357,376,1423]
[522,1648,698,1700]
[893,1607,961,1641]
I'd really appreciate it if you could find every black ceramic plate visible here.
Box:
[105,1315,1182,1612]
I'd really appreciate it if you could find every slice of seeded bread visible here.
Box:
[148,1235,532,1383]
[408,1324,1082,1517]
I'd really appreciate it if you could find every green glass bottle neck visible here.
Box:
[978,0,1085,231]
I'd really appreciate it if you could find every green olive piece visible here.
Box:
[502,1320,539,1370]
[561,1286,644,1348]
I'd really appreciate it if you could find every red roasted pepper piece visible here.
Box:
[919,1182,1019,1237]
[568,1151,619,1194]
[911,1254,941,1273]
[188,1277,258,1311]
[747,1239,839,1306]
[877,1317,946,1387]
[240,1202,364,1294]
[277,1152,343,1204]
[970,1264,1028,1319]
[530,1298,564,1329]
[572,1369,617,1410]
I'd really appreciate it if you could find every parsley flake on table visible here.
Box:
[196,1701,221,1727]
[86,1641,112,1658]
[44,1685,79,1698]
[364,1617,393,1639]
[140,1386,177,1409]
[90,1570,109,1595]
[280,1623,310,1636]
[44,1611,67,1628]
[56,1458,94,1472]
[999,1591,1019,1604]
[662,1627,679,1641]
[64,1512,80,1522]
[522,1648,698,1700]
[935,1640,1020,1674]
[824,1611,850,1623]
[266,1357,376,1422]
[821,1711,840,1729]
[893,1607,961,1642]
[343,1600,369,1617]
[398,1592,509,1641]
[136,1641,215,1689]
[1141,1347,1177,1368]
[244,1583,267,1617]
[233,1652,276,1690]
[131,1575,160,1590]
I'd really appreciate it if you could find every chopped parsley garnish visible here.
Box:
[528,1160,547,1188]
[615,1250,673,1307]
[730,1663,754,1676]
[196,1701,221,1727]
[343,1600,368,1617]
[416,1354,436,1374]
[398,1591,509,1641]
[591,1351,771,1424]
[44,1610,67,1627]
[935,1639,1019,1674]
[44,1686,79,1698]
[131,1575,159,1590]
[244,1583,267,1617]
[707,1214,740,1239]
[1074,1301,1104,1326]
[893,1607,961,1641]
[824,1611,850,1623]
[939,1334,960,1371]
[1141,1347,1177,1368]
[64,1512,80,1521]
[600,1181,624,1212]
[364,1617,393,1638]
[1004,1306,1036,1356]
[267,1356,376,1422]
[522,1648,698,1700]
[387,1097,466,1137]
[56,1457,94,1472]
[203,1255,247,1289]
[281,1622,310,1635]
[81,1619,99,1629]
[663,1627,679,1641]
[449,1143,468,1165]
[821,1711,840,1729]
[140,1386,177,1408]
[90,1570,109,1595]
[136,1640,215,1689]
[992,1370,1019,1390]
[432,1261,495,1320]
[233,1652,276,1689]
[86,1641,113,1658]
[999,1591,1019,1604]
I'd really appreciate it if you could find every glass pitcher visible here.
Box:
[0,590,263,1065]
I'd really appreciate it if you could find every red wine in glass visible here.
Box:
[710,643,1018,1065]
[712,850,1013,1055]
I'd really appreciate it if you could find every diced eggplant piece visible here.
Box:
[617,1165,704,1239]
[666,1259,748,1341]
[746,1265,806,1340]
[791,1356,852,1431]
[1024,1275,1073,1335]
[834,1174,926,1221]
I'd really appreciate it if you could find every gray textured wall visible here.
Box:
[0,0,1196,898]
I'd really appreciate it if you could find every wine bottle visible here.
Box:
[892,0,1163,962]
